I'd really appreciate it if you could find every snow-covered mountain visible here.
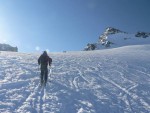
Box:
[0,45,150,113]
[0,43,18,52]
[84,27,150,50]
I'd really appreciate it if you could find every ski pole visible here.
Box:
[38,65,40,71]
[36,65,39,75]
[38,65,41,79]
[49,66,52,81]
[49,66,51,76]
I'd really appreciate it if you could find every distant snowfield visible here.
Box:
[0,45,150,113]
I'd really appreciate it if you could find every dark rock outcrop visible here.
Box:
[0,43,18,52]
[135,32,150,38]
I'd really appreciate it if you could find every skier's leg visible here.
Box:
[44,68,48,86]
[41,69,44,84]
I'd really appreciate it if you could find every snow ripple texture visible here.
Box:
[0,45,150,113]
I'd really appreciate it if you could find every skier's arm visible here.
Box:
[49,57,52,66]
[38,56,41,65]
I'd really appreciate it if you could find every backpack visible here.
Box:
[41,55,49,65]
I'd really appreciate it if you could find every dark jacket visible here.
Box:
[38,53,52,69]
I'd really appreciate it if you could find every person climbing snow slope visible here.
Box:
[38,51,52,86]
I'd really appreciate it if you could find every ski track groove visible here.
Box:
[16,80,41,113]
[95,57,150,112]
[135,69,150,78]
[72,76,80,91]
[99,74,150,112]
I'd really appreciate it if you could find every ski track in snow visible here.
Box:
[0,45,150,113]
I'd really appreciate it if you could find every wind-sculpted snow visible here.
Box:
[0,45,150,113]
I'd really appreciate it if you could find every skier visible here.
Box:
[38,51,52,86]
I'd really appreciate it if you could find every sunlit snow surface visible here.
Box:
[0,45,150,113]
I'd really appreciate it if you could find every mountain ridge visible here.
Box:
[84,27,150,51]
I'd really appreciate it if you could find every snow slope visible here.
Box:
[0,45,150,113]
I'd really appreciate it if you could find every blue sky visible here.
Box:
[0,0,150,52]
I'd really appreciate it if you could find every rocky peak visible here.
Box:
[99,27,126,45]
[104,27,124,35]
[84,27,150,51]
